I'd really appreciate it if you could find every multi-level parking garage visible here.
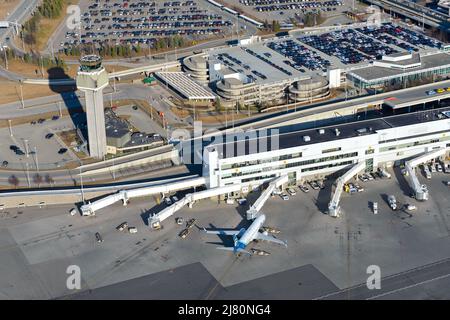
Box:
[181,22,450,108]
[60,0,234,50]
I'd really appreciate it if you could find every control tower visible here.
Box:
[76,55,109,159]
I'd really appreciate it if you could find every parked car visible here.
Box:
[299,185,310,193]
[429,164,436,173]
[444,164,450,174]
[280,193,289,201]
[436,163,443,172]
[171,195,179,202]
[309,181,320,190]
[359,174,368,182]
[272,189,282,196]
[287,187,297,196]
[128,227,138,234]
[2,161,8,168]
[52,115,60,121]
[237,198,247,205]
[406,204,417,211]
[164,197,172,206]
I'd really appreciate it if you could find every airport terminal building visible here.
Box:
[347,51,450,89]
[203,108,450,188]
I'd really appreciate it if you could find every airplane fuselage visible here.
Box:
[236,214,266,248]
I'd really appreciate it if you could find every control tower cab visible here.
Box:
[76,55,109,159]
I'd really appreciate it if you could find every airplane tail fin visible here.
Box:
[232,234,238,247]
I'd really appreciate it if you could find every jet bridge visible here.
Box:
[405,148,448,201]
[149,184,243,228]
[246,175,289,220]
[328,162,366,217]
[80,176,206,216]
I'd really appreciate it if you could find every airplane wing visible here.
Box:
[203,228,240,236]
[255,232,287,247]
[216,246,252,255]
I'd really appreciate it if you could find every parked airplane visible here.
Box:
[203,214,287,255]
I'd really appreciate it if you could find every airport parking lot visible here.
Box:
[223,0,348,26]
[0,117,79,171]
[298,23,445,66]
[59,0,236,52]
[1,164,449,299]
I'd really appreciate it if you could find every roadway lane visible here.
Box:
[234,78,450,131]
[316,258,450,300]
[0,0,41,43]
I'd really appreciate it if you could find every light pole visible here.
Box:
[58,101,62,117]
[112,156,116,180]
[19,82,25,109]
[24,139,29,158]
[2,46,8,70]
[113,69,116,92]
[34,146,39,173]
[8,119,13,136]
[79,164,85,204]
[25,162,30,187]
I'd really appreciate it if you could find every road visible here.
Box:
[229,78,450,132]
[0,0,41,44]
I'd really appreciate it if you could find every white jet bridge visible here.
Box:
[405,147,448,201]
[149,184,243,229]
[246,175,289,220]
[328,162,366,217]
[80,176,206,216]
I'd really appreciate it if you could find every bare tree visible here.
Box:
[33,174,43,187]
[45,174,54,186]
[8,175,20,189]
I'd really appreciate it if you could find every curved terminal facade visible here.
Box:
[182,54,209,84]
[215,77,291,108]
[289,76,330,103]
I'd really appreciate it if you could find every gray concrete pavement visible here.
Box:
[1,168,450,299]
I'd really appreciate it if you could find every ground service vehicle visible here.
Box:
[388,195,397,210]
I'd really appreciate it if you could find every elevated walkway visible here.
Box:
[149,184,242,228]
[405,147,448,201]
[328,162,366,217]
[246,175,289,220]
[80,176,206,216]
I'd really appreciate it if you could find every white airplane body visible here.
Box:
[203,214,287,254]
